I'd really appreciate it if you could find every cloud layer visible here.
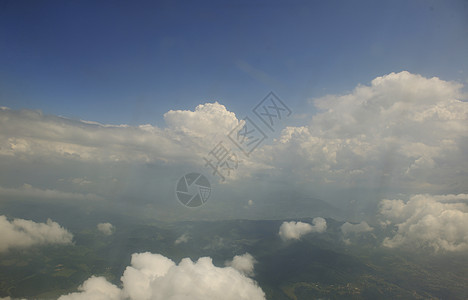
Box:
[279,217,327,241]
[0,184,104,202]
[3,71,466,189]
[380,194,468,252]
[0,215,73,253]
[59,252,265,300]
[0,102,239,164]
[0,71,466,221]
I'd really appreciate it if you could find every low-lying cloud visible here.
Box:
[380,194,468,252]
[341,221,373,235]
[225,253,256,276]
[58,252,265,300]
[97,223,114,236]
[279,217,327,241]
[0,215,73,253]
[174,233,189,245]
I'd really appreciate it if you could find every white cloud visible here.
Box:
[174,233,189,245]
[0,102,244,213]
[97,223,114,236]
[225,253,256,276]
[380,194,468,252]
[341,221,373,235]
[0,102,239,164]
[279,217,327,241]
[58,276,121,300]
[2,72,466,187]
[58,252,266,300]
[1,72,466,218]
[260,71,468,190]
[0,215,73,253]
[163,102,239,142]
[340,221,374,245]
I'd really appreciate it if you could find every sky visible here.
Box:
[1,0,467,125]
[0,1,467,225]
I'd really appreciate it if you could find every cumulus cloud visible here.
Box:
[261,71,468,190]
[380,194,468,252]
[0,102,244,214]
[0,215,73,253]
[279,217,327,241]
[58,252,265,300]
[341,221,373,235]
[58,276,121,300]
[97,223,114,236]
[341,221,374,245]
[1,71,466,218]
[2,72,466,186]
[163,102,239,142]
[225,253,256,276]
[174,233,189,245]
[0,102,239,164]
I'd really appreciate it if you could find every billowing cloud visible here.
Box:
[260,71,468,190]
[58,252,265,300]
[0,102,243,214]
[279,217,327,241]
[2,72,466,187]
[174,233,189,245]
[57,276,121,300]
[163,102,239,143]
[341,221,374,245]
[0,215,73,253]
[380,194,468,252]
[0,102,239,164]
[225,253,256,276]
[341,221,373,235]
[97,223,114,236]
[1,71,466,219]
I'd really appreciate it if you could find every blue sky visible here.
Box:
[1,0,467,125]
